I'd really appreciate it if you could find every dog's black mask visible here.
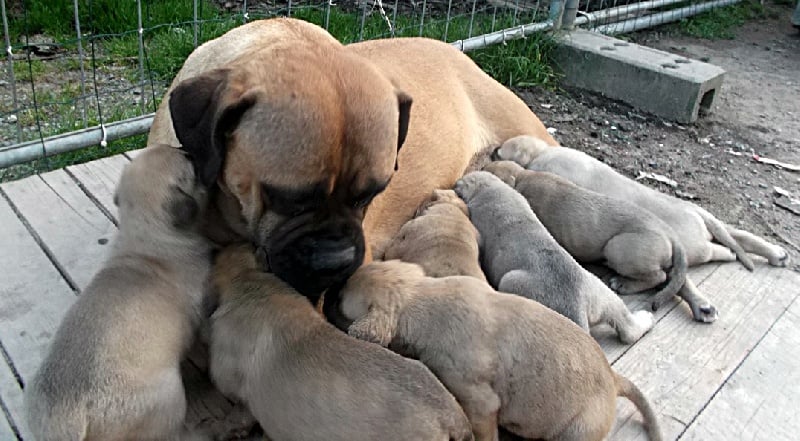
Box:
[264,209,365,304]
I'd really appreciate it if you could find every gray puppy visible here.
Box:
[483,161,688,311]
[495,135,789,271]
[384,189,487,281]
[454,171,654,344]
[495,136,790,322]
[337,260,663,441]
[25,145,211,441]
[209,244,473,441]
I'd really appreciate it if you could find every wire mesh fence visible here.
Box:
[0,0,744,181]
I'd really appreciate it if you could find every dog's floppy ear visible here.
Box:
[169,69,256,187]
[348,303,398,347]
[394,91,413,171]
[166,186,199,229]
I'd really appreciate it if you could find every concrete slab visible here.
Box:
[552,29,726,123]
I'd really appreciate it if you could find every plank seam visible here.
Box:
[0,341,22,389]
[122,151,136,161]
[675,291,800,440]
[0,187,80,294]
[609,264,724,365]
[64,168,119,227]
[0,393,22,441]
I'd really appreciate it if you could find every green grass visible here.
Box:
[2,1,558,181]
[674,1,766,39]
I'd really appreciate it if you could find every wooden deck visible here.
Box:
[0,151,798,441]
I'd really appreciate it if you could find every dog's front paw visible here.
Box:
[691,302,719,323]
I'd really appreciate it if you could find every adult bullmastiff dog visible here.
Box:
[148,17,556,302]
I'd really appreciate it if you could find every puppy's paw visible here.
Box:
[691,302,719,323]
[768,247,790,267]
[348,319,391,347]
[632,310,655,331]
[608,276,638,295]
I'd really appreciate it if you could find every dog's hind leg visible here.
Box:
[604,233,669,295]
[550,395,615,441]
[725,226,789,267]
[608,271,667,295]
[588,287,654,344]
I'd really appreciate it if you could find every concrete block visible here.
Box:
[552,29,725,123]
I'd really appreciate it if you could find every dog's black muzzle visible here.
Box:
[263,210,365,305]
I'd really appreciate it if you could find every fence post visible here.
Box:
[548,0,565,30]
[562,0,580,29]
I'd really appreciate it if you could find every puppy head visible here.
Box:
[169,48,413,302]
[114,144,206,232]
[492,135,551,166]
[453,171,506,205]
[337,260,425,346]
[483,160,524,188]
[416,189,469,217]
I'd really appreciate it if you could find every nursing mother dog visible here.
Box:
[148,17,557,301]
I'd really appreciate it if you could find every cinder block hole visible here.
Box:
[600,46,616,51]
[613,42,630,46]
[699,88,716,116]
[675,59,691,64]
[661,63,679,69]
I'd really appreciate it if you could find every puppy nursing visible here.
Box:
[337,260,663,441]
[209,244,473,441]
[25,145,211,441]
[483,161,688,309]
[384,189,486,281]
[495,135,789,270]
[455,171,654,344]
[495,135,790,321]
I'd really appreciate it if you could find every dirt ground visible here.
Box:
[514,5,800,271]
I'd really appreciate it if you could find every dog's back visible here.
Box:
[455,171,589,327]
[210,254,472,441]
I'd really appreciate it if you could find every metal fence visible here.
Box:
[0,0,742,180]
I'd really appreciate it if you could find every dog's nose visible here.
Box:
[309,241,357,271]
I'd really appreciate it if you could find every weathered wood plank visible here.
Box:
[0,195,76,440]
[0,396,18,441]
[595,264,721,363]
[1,170,117,291]
[680,297,800,441]
[606,263,800,441]
[66,154,130,223]
[0,358,24,441]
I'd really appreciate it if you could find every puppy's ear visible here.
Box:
[169,69,256,187]
[348,304,398,347]
[166,186,199,229]
[394,91,413,171]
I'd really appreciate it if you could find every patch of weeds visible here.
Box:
[12,59,46,83]
[470,34,558,88]
[674,1,766,39]
[8,0,220,41]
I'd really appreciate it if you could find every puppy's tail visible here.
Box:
[614,372,663,441]
[697,208,754,271]
[651,237,688,311]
